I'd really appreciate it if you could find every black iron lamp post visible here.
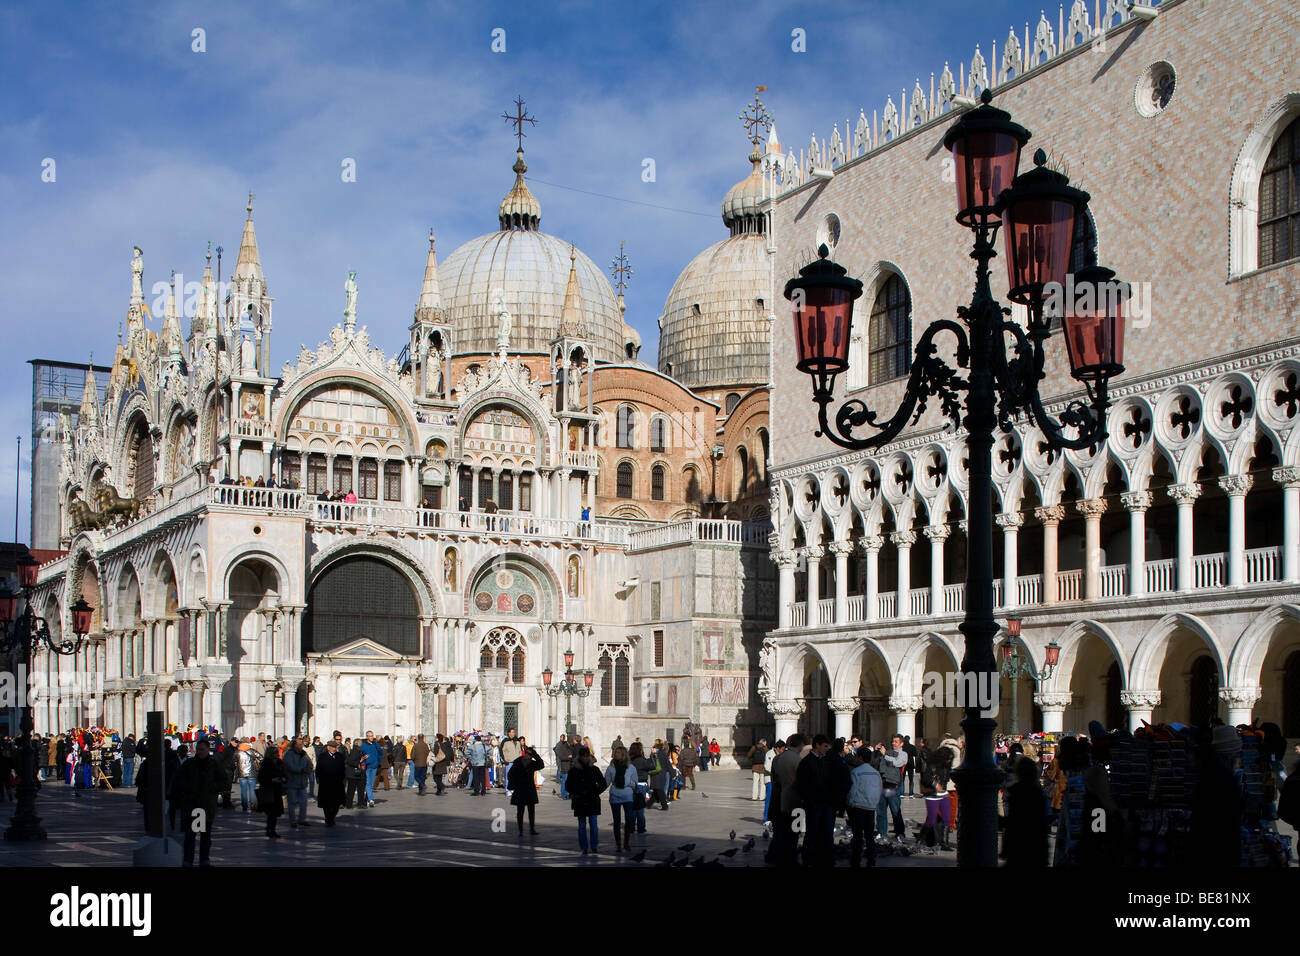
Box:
[0,548,95,841]
[541,648,594,738]
[998,612,1061,736]
[783,89,1127,865]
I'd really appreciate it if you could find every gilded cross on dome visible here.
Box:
[610,240,632,298]
[502,96,537,151]
[739,86,772,150]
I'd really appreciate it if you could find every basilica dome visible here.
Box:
[657,148,773,390]
[439,149,625,362]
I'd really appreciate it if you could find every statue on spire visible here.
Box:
[344,270,358,335]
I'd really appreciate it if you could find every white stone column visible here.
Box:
[861,536,883,622]
[1275,467,1300,582]
[1034,691,1071,734]
[1168,483,1201,590]
[1219,686,1261,726]
[889,694,921,740]
[830,698,858,740]
[1219,475,1253,587]
[470,467,480,510]
[803,546,824,626]
[1077,498,1106,600]
[774,550,798,629]
[1120,689,1160,733]
[1121,491,1152,597]
[924,524,948,616]
[996,512,1023,608]
[1035,505,1064,604]
[890,531,915,616]
[829,541,852,625]
[769,699,804,741]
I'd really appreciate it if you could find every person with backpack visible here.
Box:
[747,738,768,801]
[629,741,652,835]
[846,746,882,867]
[605,745,638,853]
[567,746,607,855]
[875,734,908,844]
[647,740,671,811]
[431,733,452,795]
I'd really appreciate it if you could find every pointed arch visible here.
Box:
[1228,603,1300,688]
[1130,612,1224,689]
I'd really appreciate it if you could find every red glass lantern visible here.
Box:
[564,668,575,686]
[942,89,1030,229]
[784,245,863,396]
[563,649,575,669]
[582,669,594,689]
[1000,642,1014,666]
[997,149,1089,309]
[1061,264,1126,382]
[0,584,15,626]
[1044,639,1061,669]
[1006,612,1022,639]
[71,597,94,637]
[541,667,553,687]
[17,550,39,590]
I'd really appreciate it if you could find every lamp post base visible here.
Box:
[5,815,48,842]
[952,713,1001,867]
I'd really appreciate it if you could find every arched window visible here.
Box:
[598,650,614,707]
[496,648,509,670]
[614,649,630,707]
[1260,116,1300,268]
[650,417,667,452]
[481,646,493,669]
[736,446,749,496]
[511,647,525,684]
[616,462,634,498]
[617,406,636,448]
[651,465,666,501]
[383,461,402,501]
[869,273,911,383]
[358,458,378,499]
[725,393,741,415]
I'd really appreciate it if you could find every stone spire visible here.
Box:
[196,243,217,342]
[232,192,267,295]
[560,246,584,336]
[79,358,99,430]
[127,245,146,331]
[163,271,183,359]
[498,149,541,231]
[415,228,443,321]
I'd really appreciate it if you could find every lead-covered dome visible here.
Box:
[439,150,625,361]
[657,149,772,390]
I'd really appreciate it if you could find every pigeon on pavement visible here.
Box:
[677,842,696,852]
[729,829,736,841]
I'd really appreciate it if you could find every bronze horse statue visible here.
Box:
[94,486,146,525]
[66,499,109,533]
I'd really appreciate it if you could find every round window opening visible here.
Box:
[1135,61,1175,118]
[252,525,263,535]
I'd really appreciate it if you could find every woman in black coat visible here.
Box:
[507,746,545,835]
[566,747,607,855]
[315,741,347,826]
[1002,755,1048,867]
[257,744,287,838]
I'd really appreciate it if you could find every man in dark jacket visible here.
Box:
[217,736,239,809]
[120,735,138,788]
[678,735,699,790]
[411,734,431,794]
[795,735,839,867]
[172,739,224,865]
[431,734,451,795]
[902,735,918,797]
[315,739,347,826]
[769,732,806,867]
[566,747,607,854]
[391,736,408,790]
[554,736,574,798]
[344,742,366,809]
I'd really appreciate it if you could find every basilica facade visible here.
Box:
[28,137,777,755]
[762,0,1300,744]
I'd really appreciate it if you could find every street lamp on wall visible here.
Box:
[784,88,1128,867]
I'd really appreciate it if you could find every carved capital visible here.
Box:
[828,697,859,714]
[1218,474,1253,497]
[1033,504,1064,525]
[802,545,825,561]
[923,524,951,542]
[1033,692,1072,712]
[1119,689,1161,710]
[889,530,917,548]
[767,698,805,718]
[995,511,1024,529]
[1272,466,1300,488]
[1167,482,1201,504]
[1120,491,1153,512]
[772,549,800,570]
[859,535,885,553]
[827,541,855,557]
[1218,686,1261,708]
[888,694,923,713]
[1075,497,1107,518]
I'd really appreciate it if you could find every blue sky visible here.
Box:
[0,0,1041,541]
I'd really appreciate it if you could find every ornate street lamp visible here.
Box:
[999,613,1061,735]
[0,550,95,841]
[542,650,592,738]
[784,89,1126,866]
